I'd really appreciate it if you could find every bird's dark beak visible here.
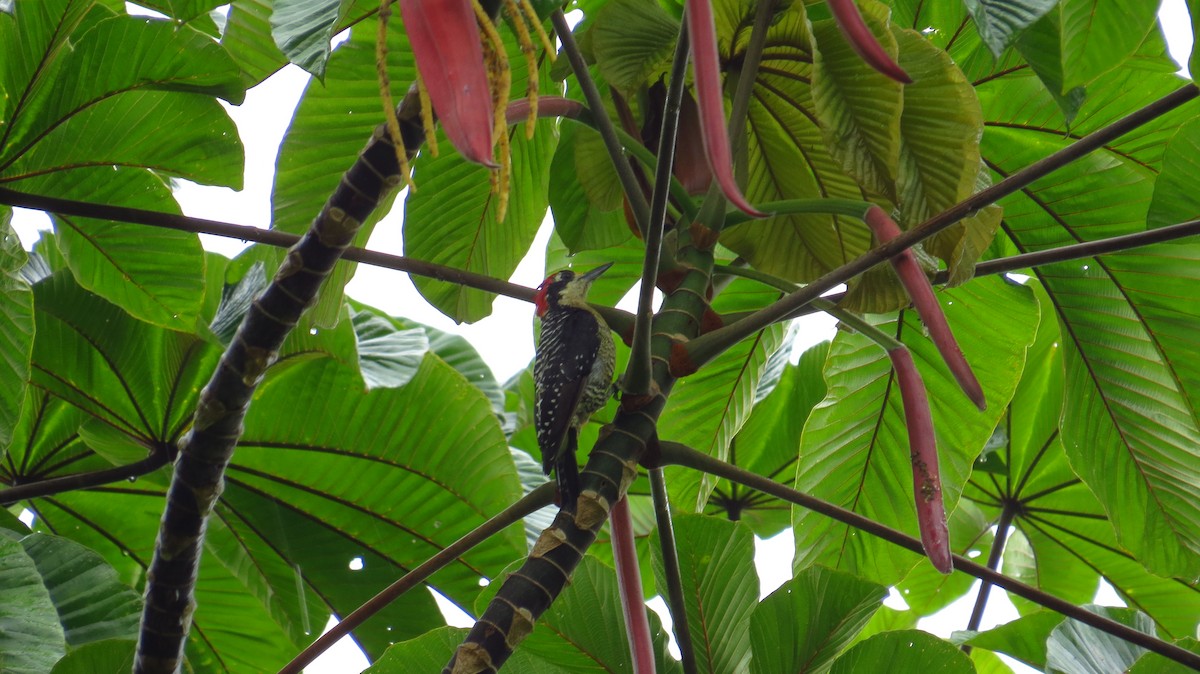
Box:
[580,262,614,282]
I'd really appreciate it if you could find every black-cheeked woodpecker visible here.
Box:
[533,263,616,513]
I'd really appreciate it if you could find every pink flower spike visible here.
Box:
[889,347,952,575]
[685,0,768,218]
[828,0,912,84]
[401,0,498,167]
[866,206,986,411]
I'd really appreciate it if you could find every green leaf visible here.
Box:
[793,277,1038,585]
[590,0,679,93]
[1147,116,1200,228]
[1190,0,1200,81]
[48,172,206,330]
[703,341,829,536]
[0,211,32,453]
[49,639,135,674]
[1,7,245,158]
[29,270,220,449]
[271,0,353,79]
[980,54,1200,578]
[956,610,1066,669]
[831,630,974,673]
[653,514,756,674]
[723,0,873,283]
[891,28,993,287]
[232,354,524,656]
[661,277,785,511]
[378,311,505,411]
[1129,637,1200,674]
[964,0,1058,58]
[351,308,429,389]
[12,532,142,646]
[749,565,887,674]
[1046,606,1156,674]
[549,123,631,254]
[222,0,290,85]
[0,534,67,674]
[1015,1,1160,120]
[810,1,903,201]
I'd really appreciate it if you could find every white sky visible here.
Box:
[9,2,1193,671]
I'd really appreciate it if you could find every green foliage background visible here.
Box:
[1,0,1199,671]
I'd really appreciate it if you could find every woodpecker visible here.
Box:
[533,262,616,513]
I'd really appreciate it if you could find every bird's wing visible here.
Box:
[534,309,601,475]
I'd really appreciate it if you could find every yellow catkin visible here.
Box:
[414,73,439,157]
[376,0,415,190]
[473,0,511,221]
[519,0,556,60]
[503,0,539,139]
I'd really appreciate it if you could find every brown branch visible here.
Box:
[0,186,533,303]
[0,450,171,506]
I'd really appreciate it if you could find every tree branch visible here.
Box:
[962,501,1016,654]
[685,84,1200,367]
[0,450,171,506]
[660,441,1200,671]
[627,25,690,396]
[647,467,697,674]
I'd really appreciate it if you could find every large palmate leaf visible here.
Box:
[721,0,872,283]
[978,53,1200,578]
[11,268,526,666]
[652,514,757,674]
[793,276,1038,586]
[0,0,242,328]
[703,340,829,537]
[749,565,886,674]
[962,300,1200,639]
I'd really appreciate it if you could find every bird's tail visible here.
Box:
[556,429,581,513]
